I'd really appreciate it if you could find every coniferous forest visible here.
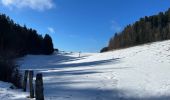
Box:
[0,14,54,87]
[0,14,54,56]
[101,8,170,52]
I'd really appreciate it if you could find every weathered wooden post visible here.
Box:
[35,73,44,100]
[23,70,28,92]
[29,70,34,98]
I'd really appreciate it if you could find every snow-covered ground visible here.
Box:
[0,81,28,100]
[1,40,170,100]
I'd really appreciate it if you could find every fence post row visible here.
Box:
[35,73,44,100]
[22,70,44,100]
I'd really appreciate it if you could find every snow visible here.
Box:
[1,40,170,100]
[0,81,28,100]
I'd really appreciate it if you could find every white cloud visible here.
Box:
[48,27,55,34]
[111,20,122,32]
[1,0,55,11]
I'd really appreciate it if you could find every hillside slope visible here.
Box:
[103,8,170,52]
[16,40,170,100]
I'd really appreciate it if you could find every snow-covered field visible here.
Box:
[1,40,170,100]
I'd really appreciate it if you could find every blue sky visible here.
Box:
[0,0,170,52]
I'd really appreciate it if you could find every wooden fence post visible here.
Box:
[29,70,34,98]
[23,70,28,92]
[35,73,44,100]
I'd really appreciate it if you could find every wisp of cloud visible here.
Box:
[1,0,55,11]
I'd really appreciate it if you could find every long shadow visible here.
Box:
[42,69,101,77]
[34,58,116,77]
[44,58,120,69]
[43,81,170,100]
[40,56,170,100]
[21,58,121,71]
[20,54,170,100]
[44,84,122,100]
[19,53,90,70]
[51,54,90,64]
[43,54,89,64]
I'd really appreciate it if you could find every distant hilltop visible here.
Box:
[101,8,170,52]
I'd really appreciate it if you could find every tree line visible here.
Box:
[0,13,54,87]
[101,8,170,52]
[0,14,54,56]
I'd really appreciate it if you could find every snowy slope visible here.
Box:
[15,40,170,100]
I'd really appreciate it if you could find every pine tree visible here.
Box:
[43,34,54,55]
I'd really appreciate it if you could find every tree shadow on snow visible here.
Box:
[47,58,121,69]
[43,81,170,100]
[20,53,91,70]
[42,69,102,77]
[20,54,170,100]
